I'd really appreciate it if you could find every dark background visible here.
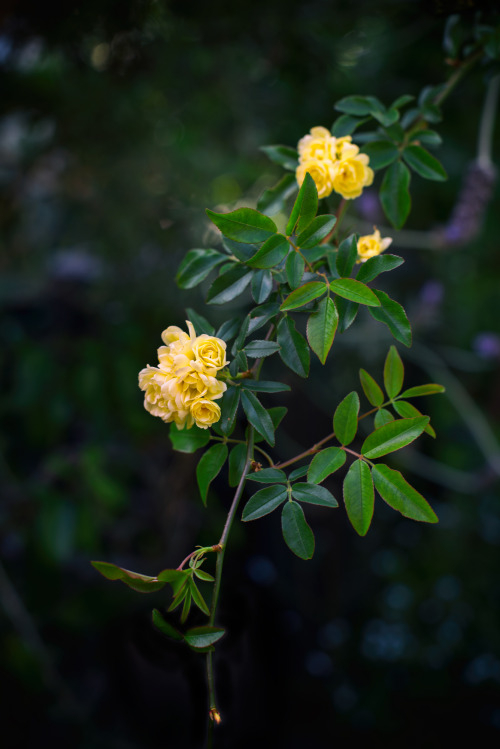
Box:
[1,1,500,747]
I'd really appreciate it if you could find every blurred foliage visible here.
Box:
[1,0,500,747]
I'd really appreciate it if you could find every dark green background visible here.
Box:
[1,1,500,746]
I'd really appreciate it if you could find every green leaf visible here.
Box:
[266,406,288,430]
[91,562,166,593]
[372,108,399,127]
[296,215,336,249]
[336,297,359,333]
[331,114,370,137]
[260,144,299,171]
[277,316,310,377]
[356,254,404,284]
[384,345,404,398]
[391,94,415,110]
[361,141,399,170]
[169,423,211,453]
[251,269,273,304]
[222,238,259,262]
[206,207,277,244]
[247,233,290,269]
[372,464,438,523]
[380,161,411,229]
[241,390,275,446]
[247,467,287,484]
[220,386,240,436]
[242,484,288,521]
[333,391,360,446]
[369,289,412,347]
[184,626,226,649]
[403,145,447,181]
[285,251,305,289]
[399,384,445,398]
[238,380,290,393]
[281,501,315,559]
[306,296,338,364]
[189,579,210,616]
[152,609,184,640]
[393,400,436,438]
[257,173,297,216]
[359,369,384,407]
[330,278,381,307]
[196,444,228,506]
[243,340,280,358]
[307,447,346,483]
[336,234,358,277]
[335,95,384,116]
[291,482,338,507]
[228,443,247,487]
[206,266,253,305]
[288,466,309,481]
[343,459,374,536]
[280,281,327,312]
[374,408,394,428]
[412,129,442,147]
[286,172,318,236]
[176,249,226,289]
[248,302,280,335]
[216,318,240,342]
[193,568,215,582]
[361,417,429,459]
[185,308,215,336]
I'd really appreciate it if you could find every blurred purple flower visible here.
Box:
[473,333,500,360]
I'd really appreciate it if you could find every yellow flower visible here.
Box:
[334,135,360,160]
[331,153,374,200]
[356,228,393,263]
[190,398,221,429]
[296,158,336,199]
[192,334,227,372]
[298,126,337,163]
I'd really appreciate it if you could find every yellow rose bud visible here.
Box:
[296,158,336,199]
[331,153,374,200]
[190,398,221,429]
[356,228,393,263]
[192,334,227,372]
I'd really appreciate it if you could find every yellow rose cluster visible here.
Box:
[296,126,374,200]
[138,321,228,430]
[356,228,393,263]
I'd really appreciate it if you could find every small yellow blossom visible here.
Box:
[356,228,393,263]
[297,126,337,163]
[296,158,336,199]
[331,153,374,200]
[139,321,228,430]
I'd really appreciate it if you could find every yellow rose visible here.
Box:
[296,158,336,199]
[192,334,227,372]
[331,153,374,200]
[190,398,221,429]
[356,228,393,263]
[298,126,337,162]
[335,135,360,160]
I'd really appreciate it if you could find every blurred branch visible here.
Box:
[477,74,500,171]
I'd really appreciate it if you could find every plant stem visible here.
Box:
[477,73,500,170]
[205,427,255,733]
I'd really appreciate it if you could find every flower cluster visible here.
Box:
[296,126,374,200]
[139,322,228,430]
[356,227,392,263]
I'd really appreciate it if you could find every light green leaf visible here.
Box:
[219,386,240,436]
[247,233,290,269]
[196,444,228,506]
[384,345,404,399]
[369,289,412,347]
[372,464,438,523]
[260,144,299,171]
[277,316,310,377]
[169,423,211,453]
[380,161,411,229]
[403,145,447,181]
[333,391,360,446]
[356,254,404,284]
[336,234,358,278]
[361,141,399,170]
[343,459,374,536]
[91,562,166,593]
[257,173,297,216]
[206,266,253,305]
[291,482,338,507]
[330,278,381,307]
[286,172,318,236]
[399,384,445,398]
[306,296,338,364]
[361,416,429,459]
[281,501,315,559]
[296,215,336,249]
[307,447,346,484]
[206,207,277,243]
[286,251,305,289]
[359,369,384,407]
[280,281,327,312]
[242,484,288,521]
[393,400,436,438]
[189,579,210,616]
[374,408,394,428]
[184,626,226,649]
[243,340,280,358]
[247,467,288,484]
[152,609,183,640]
[241,390,275,446]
